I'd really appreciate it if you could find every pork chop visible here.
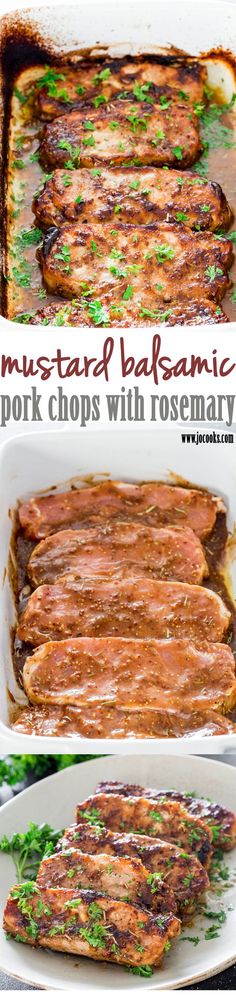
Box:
[22,637,236,713]
[37,846,177,914]
[35,57,206,119]
[34,167,232,231]
[40,96,202,170]
[27,522,208,587]
[17,575,230,646]
[39,222,232,303]
[18,480,224,541]
[76,793,213,866]
[3,884,180,965]
[19,297,229,326]
[97,782,236,851]
[12,704,236,739]
[58,822,209,921]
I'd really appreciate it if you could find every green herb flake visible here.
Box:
[173,146,183,160]
[122,284,133,300]
[205,264,223,283]
[93,68,111,84]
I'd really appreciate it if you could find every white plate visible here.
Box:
[0,754,236,990]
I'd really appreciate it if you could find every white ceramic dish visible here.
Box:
[0,754,236,990]
[0,0,236,331]
[0,425,236,752]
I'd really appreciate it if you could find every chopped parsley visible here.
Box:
[181,936,200,946]
[126,112,149,132]
[13,86,28,105]
[159,94,172,109]
[83,135,95,147]
[126,965,153,977]
[175,211,189,223]
[54,244,71,273]
[154,243,175,262]
[122,284,133,300]
[58,139,80,168]
[140,307,172,323]
[93,94,108,108]
[78,807,105,827]
[93,67,111,84]
[133,81,153,102]
[205,264,223,283]
[173,146,183,160]
[152,128,165,145]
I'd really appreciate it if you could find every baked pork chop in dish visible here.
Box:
[40,97,202,170]
[39,222,232,303]
[34,57,206,119]
[26,297,228,325]
[34,167,232,231]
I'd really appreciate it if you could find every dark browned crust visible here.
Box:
[96,782,236,851]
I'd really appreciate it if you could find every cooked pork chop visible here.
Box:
[3,884,180,965]
[17,575,230,646]
[59,823,209,921]
[12,704,236,739]
[40,96,202,170]
[18,481,224,541]
[97,782,236,851]
[39,222,232,303]
[76,793,212,867]
[25,297,228,326]
[37,847,176,914]
[35,57,206,119]
[34,167,232,231]
[27,523,208,587]
[22,637,236,714]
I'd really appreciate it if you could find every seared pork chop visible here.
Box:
[97,782,236,851]
[40,96,202,170]
[3,884,180,965]
[34,167,232,231]
[22,637,236,713]
[17,576,230,646]
[18,480,224,540]
[39,222,232,303]
[25,297,228,325]
[27,523,208,587]
[37,847,176,913]
[59,823,209,921]
[35,57,206,119]
[76,793,212,866]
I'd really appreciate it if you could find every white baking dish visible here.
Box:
[0,424,235,753]
[0,0,236,329]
